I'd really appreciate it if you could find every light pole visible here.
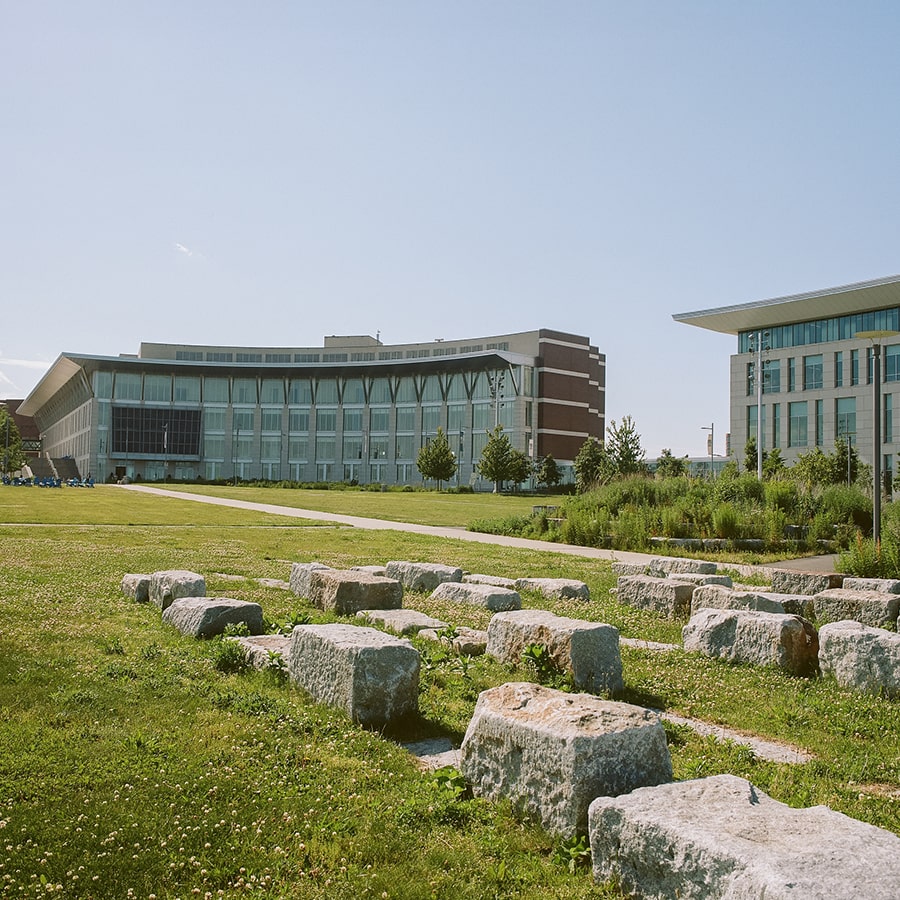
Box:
[233,427,241,484]
[458,429,465,487]
[749,330,769,480]
[3,410,9,481]
[701,423,714,478]
[857,330,899,545]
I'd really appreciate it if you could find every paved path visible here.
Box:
[119,484,840,572]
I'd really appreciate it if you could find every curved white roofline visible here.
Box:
[673,274,900,335]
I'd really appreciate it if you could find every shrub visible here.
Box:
[819,485,872,532]
[211,639,250,674]
[711,503,740,539]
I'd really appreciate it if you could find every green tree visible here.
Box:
[744,436,767,474]
[477,425,514,493]
[655,448,688,478]
[762,446,786,479]
[831,439,861,486]
[573,436,612,492]
[790,446,832,489]
[416,427,457,489]
[506,447,533,489]
[535,454,562,489]
[606,416,646,476]
[0,406,26,477]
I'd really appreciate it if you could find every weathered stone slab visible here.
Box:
[819,620,900,698]
[356,608,448,635]
[418,626,488,656]
[351,564,387,577]
[752,591,811,617]
[513,577,590,601]
[162,597,263,638]
[121,573,150,603]
[308,569,403,615]
[667,573,732,587]
[842,577,900,594]
[616,575,695,619]
[229,634,290,669]
[610,562,647,577]
[589,773,900,899]
[812,588,900,628]
[770,569,844,595]
[690,584,786,616]
[683,608,819,676]
[385,561,463,592]
[430,581,522,611]
[464,573,517,588]
[486,610,623,695]
[647,557,717,577]
[286,624,419,726]
[460,683,671,839]
[149,569,206,611]
[289,562,332,598]
[256,577,291,590]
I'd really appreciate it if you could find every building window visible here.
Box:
[203,378,229,403]
[288,437,308,460]
[261,436,281,459]
[446,375,467,402]
[803,355,823,390]
[369,378,391,404]
[834,351,844,387]
[289,409,309,432]
[236,352,262,363]
[395,435,416,459]
[233,409,255,432]
[204,409,226,431]
[448,404,467,433]
[265,353,291,363]
[369,408,390,432]
[772,403,780,448]
[316,409,337,432]
[369,436,389,460]
[788,401,808,448]
[94,371,113,399]
[260,379,284,404]
[816,399,824,447]
[343,409,363,432]
[396,377,416,403]
[395,407,416,432]
[114,373,142,402]
[176,350,204,361]
[867,347,874,384]
[762,360,780,394]
[746,362,755,397]
[323,353,348,363]
[315,380,338,404]
[174,376,200,403]
[885,345,900,383]
[885,394,893,443]
[343,436,363,460]
[836,397,856,446]
[143,374,171,403]
[421,376,442,402]
[787,359,796,392]
[207,352,233,363]
[315,437,336,461]
[747,406,758,441]
[343,379,365,404]
[261,409,282,432]
[233,378,257,404]
[473,403,492,430]
[422,405,442,434]
[851,349,860,385]
[289,379,312,404]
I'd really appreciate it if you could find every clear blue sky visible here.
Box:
[2,2,898,457]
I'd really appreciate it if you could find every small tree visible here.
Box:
[573,436,612,492]
[763,446,785,479]
[506,448,533,489]
[606,416,646,476]
[655,448,688,478]
[535,454,562,489]
[416,427,457,489]
[0,406,26,478]
[477,425,514,493]
[744,436,767,474]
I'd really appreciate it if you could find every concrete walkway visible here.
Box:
[118,484,839,572]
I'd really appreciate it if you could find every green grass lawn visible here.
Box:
[0,487,897,899]
[163,483,553,527]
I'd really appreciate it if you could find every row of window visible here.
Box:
[93,369,532,406]
[173,342,512,364]
[746,346,900,396]
[747,395,895,449]
[738,307,900,353]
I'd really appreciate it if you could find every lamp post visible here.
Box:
[233,427,241,484]
[701,423,714,478]
[857,330,899,545]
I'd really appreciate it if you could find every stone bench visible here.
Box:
[819,621,900,698]
[616,575,695,619]
[589,774,900,898]
[842,577,900,594]
[647,557,717,577]
[770,569,844,595]
[683,608,819,676]
[459,683,671,839]
[162,597,263,638]
[610,562,647,577]
[666,573,733,587]
[350,564,387,577]
[121,573,150,603]
[289,562,332,598]
[385,561,463,592]
[464,573,518,588]
[308,569,403,615]
[812,588,900,628]
[149,569,206,611]
[513,578,590,601]
[486,610,623,695]
[228,634,290,669]
[287,624,419,726]
[430,581,522,611]
[356,608,448,635]
[418,626,488,656]
[690,584,788,616]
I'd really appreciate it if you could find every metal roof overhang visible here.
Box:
[672,274,900,336]
[18,349,532,417]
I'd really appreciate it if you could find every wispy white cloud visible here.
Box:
[0,355,51,370]
[174,242,194,257]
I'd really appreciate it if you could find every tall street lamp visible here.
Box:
[857,330,899,545]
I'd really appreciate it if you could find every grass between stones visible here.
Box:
[0,489,898,899]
